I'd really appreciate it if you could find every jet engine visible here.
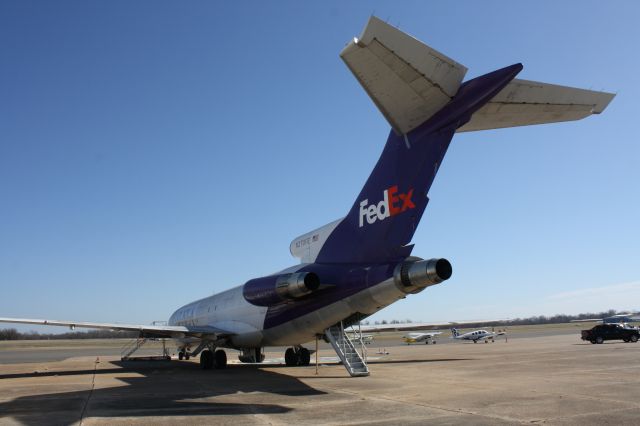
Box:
[243,272,320,306]
[394,258,452,293]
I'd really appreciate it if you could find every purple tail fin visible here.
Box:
[316,64,523,264]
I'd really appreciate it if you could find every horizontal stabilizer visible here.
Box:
[341,16,468,135]
[457,78,615,132]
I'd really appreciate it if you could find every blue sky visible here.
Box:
[1,1,638,332]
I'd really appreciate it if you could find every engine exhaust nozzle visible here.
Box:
[396,258,452,290]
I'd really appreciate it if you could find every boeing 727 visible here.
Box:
[0,17,614,376]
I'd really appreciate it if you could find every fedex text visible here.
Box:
[359,185,415,227]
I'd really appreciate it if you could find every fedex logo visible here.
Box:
[359,185,415,227]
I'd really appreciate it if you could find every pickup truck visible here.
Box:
[581,324,640,344]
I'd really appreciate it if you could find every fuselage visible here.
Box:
[455,330,494,341]
[168,260,416,349]
[403,332,436,343]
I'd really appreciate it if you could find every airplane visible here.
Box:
[571,313,640,324]
[346,331,375,345]
[0,17,614,376]
[451,328,505,343]
[403,331,442,345]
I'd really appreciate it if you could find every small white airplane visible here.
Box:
[403,331,442,345]
[451,328,505,343]
[346,332,375,344]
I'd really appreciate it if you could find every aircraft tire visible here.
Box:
[285,348,297,366]
[214,350,227,369]
[178,351,184,360]
[433,340,436,344]
[185,353,190,360]
[425,341,429,345]
[299,348,311,366]
[200,350,213,370]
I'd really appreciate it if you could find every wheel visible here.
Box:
[298,348,311,366]
[285,348,297,366]
[473,340,477,344]
[214,350,227,369]
[425,341,429,345]
[590,340,596,344]
[432,340,437,344]
[631,335,638,343]
[596,336,604,344]
[178,351,184,360]
[623,338,630,343]
[185,353,190,360]
[200,350,213,370]
[253,348,264,363]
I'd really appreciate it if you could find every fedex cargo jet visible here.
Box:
[0,17,614,376]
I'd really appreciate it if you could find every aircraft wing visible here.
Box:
[457,78,615,132]
[411,331,442,338]
[0,317,234,339]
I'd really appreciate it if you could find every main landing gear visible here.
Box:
[200,349,227,370]
[178,350,190,360]
[284,346,311,366]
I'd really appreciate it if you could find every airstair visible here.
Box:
[121,337,148,360]
[120,321,171,361]
[325,322,369,377]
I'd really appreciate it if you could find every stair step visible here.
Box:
[325,324,369,377]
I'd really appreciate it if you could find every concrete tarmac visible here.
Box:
[1,328,639,425]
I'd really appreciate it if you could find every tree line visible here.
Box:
[0,328,138,341]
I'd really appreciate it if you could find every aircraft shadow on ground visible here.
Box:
[366,357,473,365]
[232,356,473,369]
[0,360,326,425]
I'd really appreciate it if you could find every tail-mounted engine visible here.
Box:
[243,272,320,306]
[394,258,452,294]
